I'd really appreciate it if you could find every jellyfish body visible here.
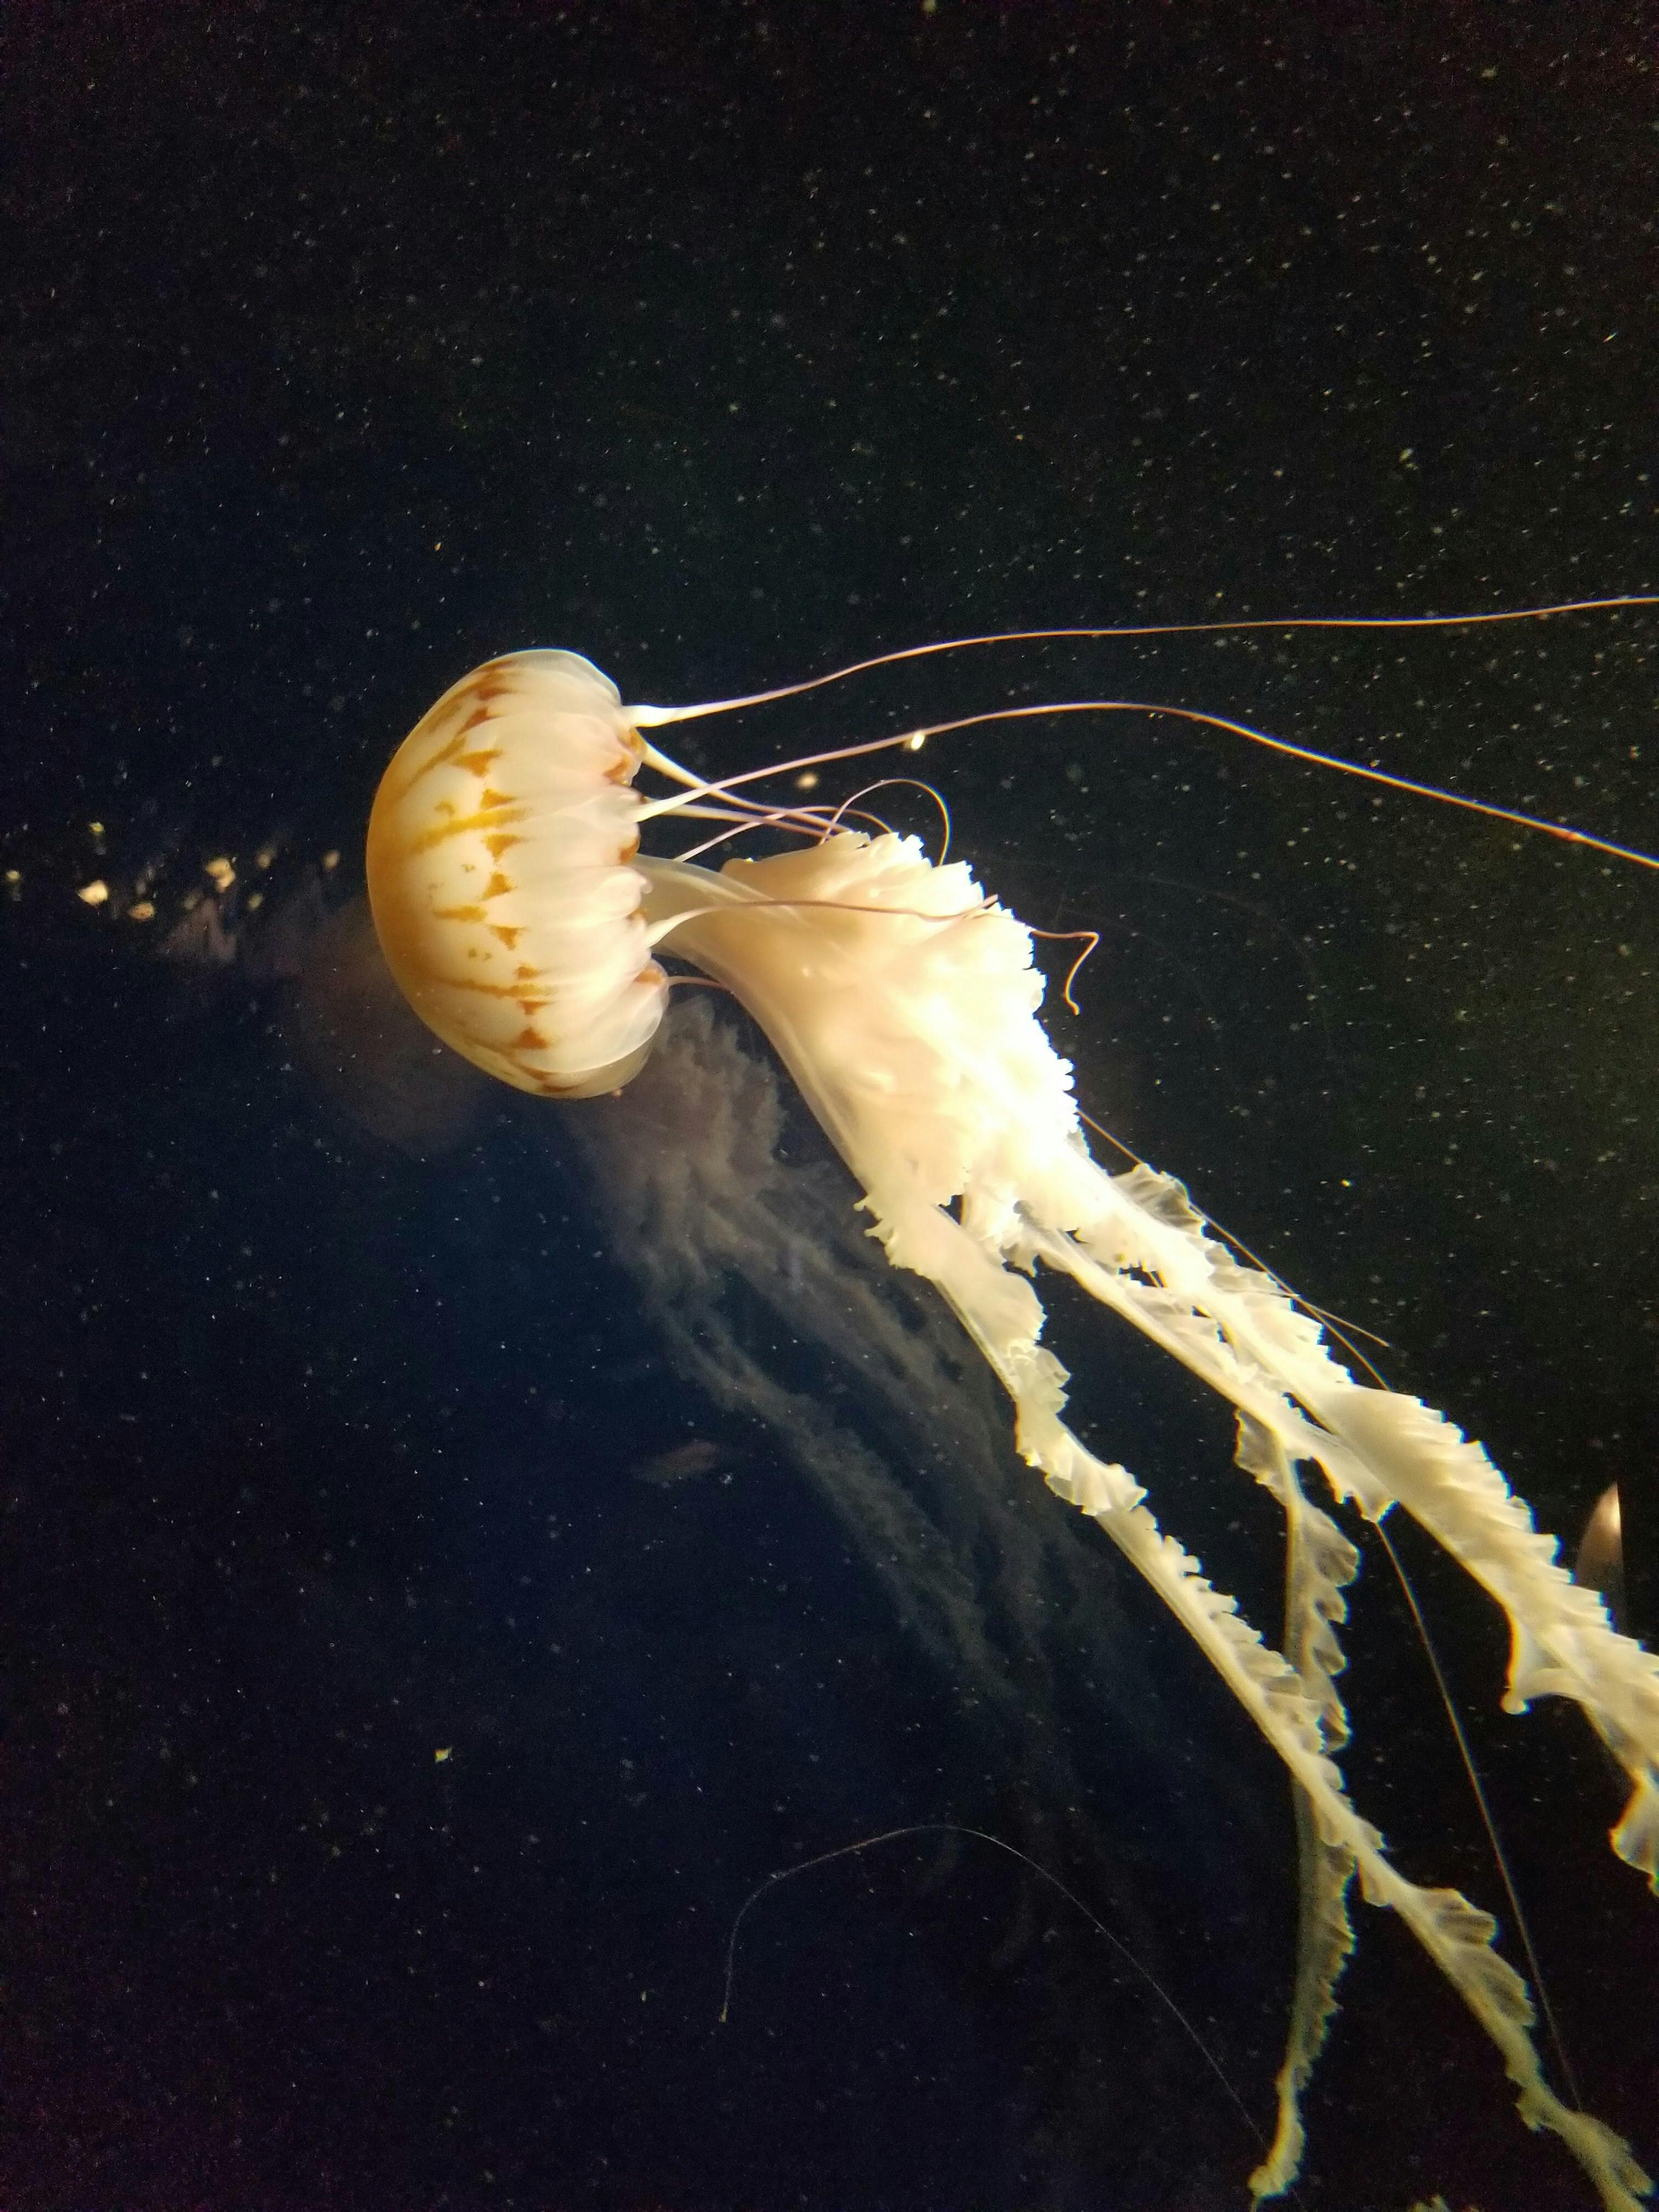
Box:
[367,646,1659,2210]
[366,651,664,1097]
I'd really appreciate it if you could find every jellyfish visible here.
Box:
[365,605,1659,2211]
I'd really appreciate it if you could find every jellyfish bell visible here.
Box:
[366,649,666,1099]
[365,607,1659,2212]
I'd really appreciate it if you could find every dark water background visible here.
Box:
[3,6,1656,2208]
